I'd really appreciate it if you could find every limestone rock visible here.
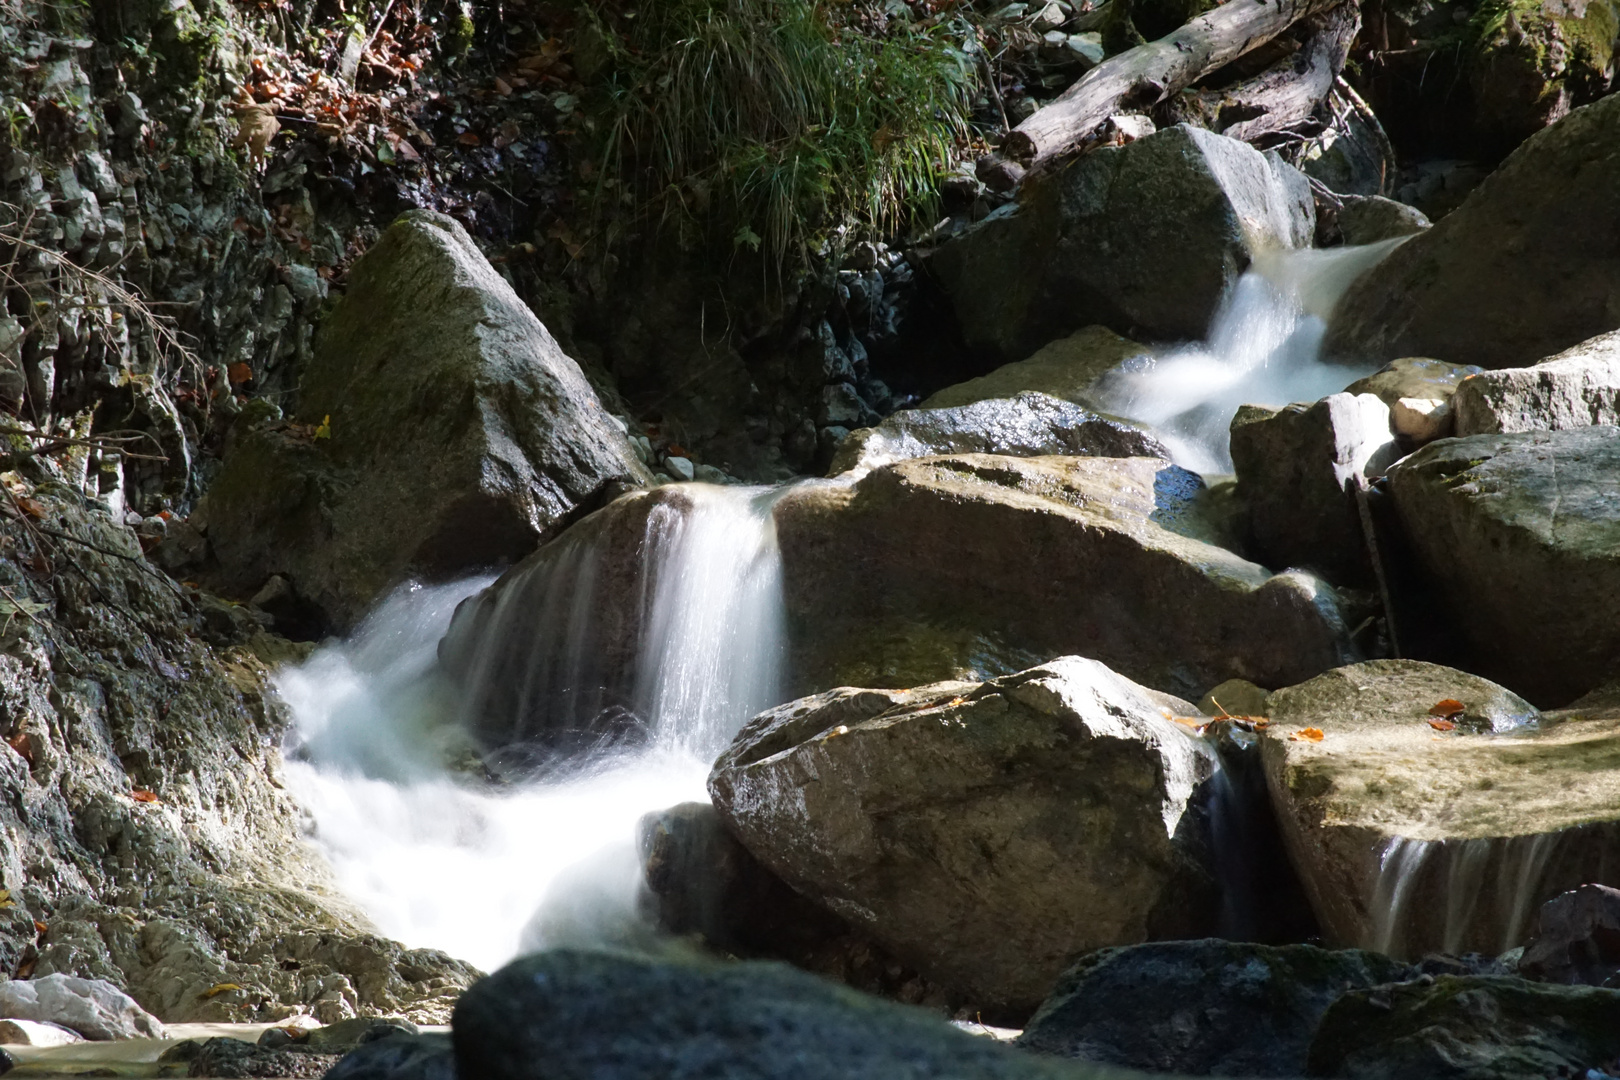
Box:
[709,657,1226,1018]
[1519,884,1620,987]
[1453,328,1620,436]
[1335,195,1432,246]
[1307,975,1620,1080]
[1259,660,1620,959]
[775,455,1355,699]
[1326,93,1620,369]
[205,210,651,629]
[828,392,1166,477]
[1343,357,1485,406]
[453,945,1124,1079]
[1385,426,1620,703]
[0,973,164,1040]
[1018,940,1412,1076]
[917,327,1150,411]
[929,125,1314,362]
[1228,393,1396,587]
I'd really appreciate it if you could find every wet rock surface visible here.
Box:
[917,327,1152,411]
[1385,426,1620,705]
[1018,940,1413,1076]
[709,657,1224,1019]
[1520,884,1620,988]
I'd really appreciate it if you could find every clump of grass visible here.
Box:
[581,0,979,272]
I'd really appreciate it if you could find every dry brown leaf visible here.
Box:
[231,102,281,163]
[199,983,242,1000]
[1289,728,1325,742]
[131,789,160,803]
[1428,717,1457,732]
[1429,698,1466,719]
[227,362,254,386]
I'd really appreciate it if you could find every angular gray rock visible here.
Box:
[1018,940,1412,1076]
[929,125,1314,362]
[1228,392,1395,586]
[453,945,1135,1080]
[1453,329,1620,436]
[1343,357,1484,406]
[1326,93,1620,369]
[1385,426,1620,704]
[917,327,1151,411]
[709,657,1225,1019]
[1307,975,1620,1080]
[204,210,652,628]
[775,454,1357,699]
[1335,195,1431,246]
[0,974,164,1040]
[1520,884,1620,987]
[828,392,1166,476]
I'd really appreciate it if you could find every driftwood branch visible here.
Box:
[1157,0,1361,143]
[1003,0,1353,169]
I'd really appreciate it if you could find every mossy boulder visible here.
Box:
[708,657,1224,1021]
[1465,0,1618,154]
[204,211,651,629]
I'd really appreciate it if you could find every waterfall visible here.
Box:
[1088,238,1406,474]
[275,484,786,973]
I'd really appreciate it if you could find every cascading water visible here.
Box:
[1088,238,1406,474]
[276,483,786,973]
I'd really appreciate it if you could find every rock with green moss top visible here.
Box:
[1466,0,1618,155]
[773,454,1357,700]
[1325,93,1620,369]
[1385,426,1620,704]
[708,657,1224,1021]
[1019,940,1413,1076]
[918,327,1152,411]
[204,210,651,629]
[1307,975,1620,1079]
[1259,659,1620,959]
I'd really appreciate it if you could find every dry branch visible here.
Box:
[1003,0,1353,169]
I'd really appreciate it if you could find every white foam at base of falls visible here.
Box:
[1089,239,1406,475]
[276,484,786,974]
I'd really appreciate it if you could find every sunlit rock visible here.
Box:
[1453,328,1620,436]
[917,326,1151,411]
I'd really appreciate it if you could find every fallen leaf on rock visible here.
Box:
[1429,698,1466,719]
[130,789,160,803]
[16,497,45,520]
[0,889,13,909]
[227,362,254,386]
[6,732,33,765]
[32,922,45,935]
[314,415,332,440]
[1428,717,1457,732]
[1290,728,1325,742]
[457,130,482,146]
[200,983,243,999]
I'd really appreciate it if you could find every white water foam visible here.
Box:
[276,484,786,973]
[1089,239,1406,474]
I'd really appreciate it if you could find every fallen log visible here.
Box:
[1156,0,1361,144]
[1002,0,1354,170]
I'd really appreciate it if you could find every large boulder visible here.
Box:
[203,210,651,629]
[917,327,1151,411]
[828,392,1165,477]
[1259,660,1620,959]
[1229,392,1397,587]
[1307,975,1620,1080]
[1453,328,1620,436]
[1017,940,1412,1076]
[775,453,1357,700]
[1343,357,1485,406]
[1465,0,1619,155]
[0,974,164,1040]
[1325,93,1620,369]
[1385,426,1620,704]
[708,657,1226,1020]
[1519,883,1620,986]
[928,125,1314,362]
[451,950,1124,1080]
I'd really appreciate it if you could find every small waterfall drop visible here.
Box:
[276,484,786,973]
[1089,239,1405,474]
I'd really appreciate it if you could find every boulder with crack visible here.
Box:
[775,454,1356,698]
[708,657,1227,1020]
[1453,329,1620,436]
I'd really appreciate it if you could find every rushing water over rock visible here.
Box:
[1090,239,1405,474]
[276,484,787,973]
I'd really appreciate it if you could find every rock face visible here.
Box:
[452,949,1112,1080]
[0,487,477,1025]
[708,658,1224,1019]
[1465,0,1619,155]
[774,454,1356,699]
[1334,196,1432,246]
[204,210,651,629]
[1326,93,1620,369]
[1385,426,1620,704]
[1519,884,1620,987]
[0,974,164,1040]
[828,392,1165,476]
[1229,393,1396,586]
[1307,975,1620,1080]
[917,327,1150,411]
[1343,357,1484,406]
[929,125,1314,362]
[1018,940,1412,1076]
[1260,660,1620,958]
[1453,329,1620,436]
